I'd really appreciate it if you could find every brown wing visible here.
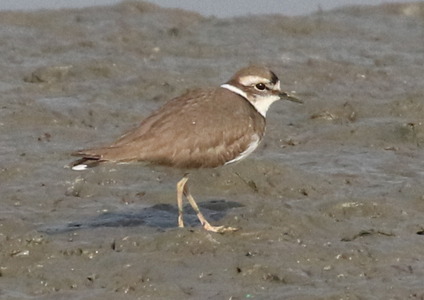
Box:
[73,88,266,169]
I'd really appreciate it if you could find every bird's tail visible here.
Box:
[69,157,102,171]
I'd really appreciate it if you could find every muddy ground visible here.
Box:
[1,1,424,299]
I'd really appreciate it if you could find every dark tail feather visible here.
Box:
[69,157,102,171]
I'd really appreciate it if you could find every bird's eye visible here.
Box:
[255,83,266,90]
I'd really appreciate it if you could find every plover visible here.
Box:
[70,65,301,232]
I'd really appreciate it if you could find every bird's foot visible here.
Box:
[202,222,238,233]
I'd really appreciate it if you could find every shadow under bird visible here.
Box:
[70,65,302,232]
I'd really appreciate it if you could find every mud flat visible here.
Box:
[1,2,424,299]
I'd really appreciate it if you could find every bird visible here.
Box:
[70,65,302,232]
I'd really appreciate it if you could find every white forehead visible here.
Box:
[239,75,270,86]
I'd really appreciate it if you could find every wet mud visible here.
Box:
[1,1,424,299]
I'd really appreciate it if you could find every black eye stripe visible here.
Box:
[270,72,278,84]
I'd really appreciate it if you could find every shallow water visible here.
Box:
[1,1,424,299]
[0,0,421,17]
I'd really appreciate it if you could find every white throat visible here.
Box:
[251,94,281,117]
[220,84,280,117]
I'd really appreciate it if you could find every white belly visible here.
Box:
[225,134,261,165]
